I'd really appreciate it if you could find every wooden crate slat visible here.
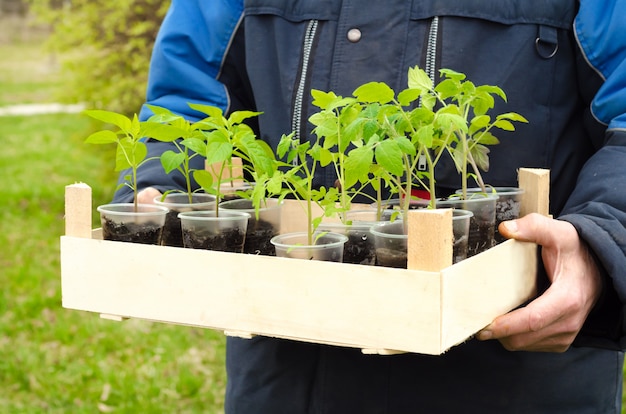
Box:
[61,234,445,353]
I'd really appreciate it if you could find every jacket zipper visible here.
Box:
[292,19,319,165]
[418,16,440,171]
[425,16,439,83]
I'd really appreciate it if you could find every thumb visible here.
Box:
[498,213,557,246]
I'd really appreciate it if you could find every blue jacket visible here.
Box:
[114,1,626,412]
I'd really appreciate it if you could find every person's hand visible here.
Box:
[476,213,603,352]
[136,187,162,204]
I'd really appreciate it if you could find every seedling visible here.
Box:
[188,104,277,217]
[143,104,207,203]
[84,109,179,211]
[275,131,340,246]
[429,69,528,199]
[308,90,379,223]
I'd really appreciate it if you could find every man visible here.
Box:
[115,1,626,412]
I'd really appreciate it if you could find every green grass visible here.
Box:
[0,24,227,413]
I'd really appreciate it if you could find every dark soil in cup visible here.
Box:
[375,248,407,268]
[494,198,522,244]
[453,234,469,263]
[182,228,245,253]
[244,218,278,256]
[467,216,494,257]
[343,232,376,265]
[161,210,185,247]
[102,218,162,244]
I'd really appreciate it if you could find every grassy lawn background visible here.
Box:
[0,17,226,413]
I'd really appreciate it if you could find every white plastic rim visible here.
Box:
[177,210,251,222]
[270,231,348,249]
[153,192,217,208]
[219,197,283,213]
[459,186,525,197]
[370,209,474,239]
[97,203,169,216]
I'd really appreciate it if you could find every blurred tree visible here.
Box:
[1,0,28,15]
[28,0,170,114]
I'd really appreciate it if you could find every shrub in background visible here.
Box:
[28,0,169,115]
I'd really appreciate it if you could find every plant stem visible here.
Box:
[132,167,138,212]
[376,176,383,221]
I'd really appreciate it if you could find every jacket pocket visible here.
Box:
[410,0,577,28]
[406,0,582,190]
[244,0,341,22]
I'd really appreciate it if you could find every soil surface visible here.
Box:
[375,247,407,269]
[182,227,245,253]
[102,218,162,244]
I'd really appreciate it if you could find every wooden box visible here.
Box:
[60,169,548,355]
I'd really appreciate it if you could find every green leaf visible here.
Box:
[310,111,339,138]
[277,134,295,159]
[318,147,334,167]
[344,146,373,188]
[374,140,404,176]
[497,112,529,123]
[267,171,286,195]
[84,109,132,132]
[114,142,132,171]
[435,78,461,100]
[493,119,516,131]
[353,82,395,104]
[115,138,148,171]
[229,110,263,125]
[188,103,223,119]
[395,135,416,156]
[471,93,495,116]
[239,137,276,176]
[407,66,433,92]
[420,93,436,110]
[84,130,118,145]
[311,89,338,109]
[193,170,214,192]
[473,131,500,146]
[205,140,233,165]
[160,150,186,174]
[415,124,435,148]
[436,112,468,134]
[439,68,466,82]
[181,137,206,157]
[141,122,185,142]
[471,144,491,172]
[397,88,421,107]
[469,115,491,135]
[477,84,507,102]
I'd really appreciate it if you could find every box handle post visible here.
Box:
[518,168,550,217]
[64,183,92,239]
[407,208,453,272]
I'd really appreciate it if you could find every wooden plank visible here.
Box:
[61,235,444,354]
[407,209,452,272]
[439,239,538,351]
[65,183,92,239]
[518,168,550,217]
